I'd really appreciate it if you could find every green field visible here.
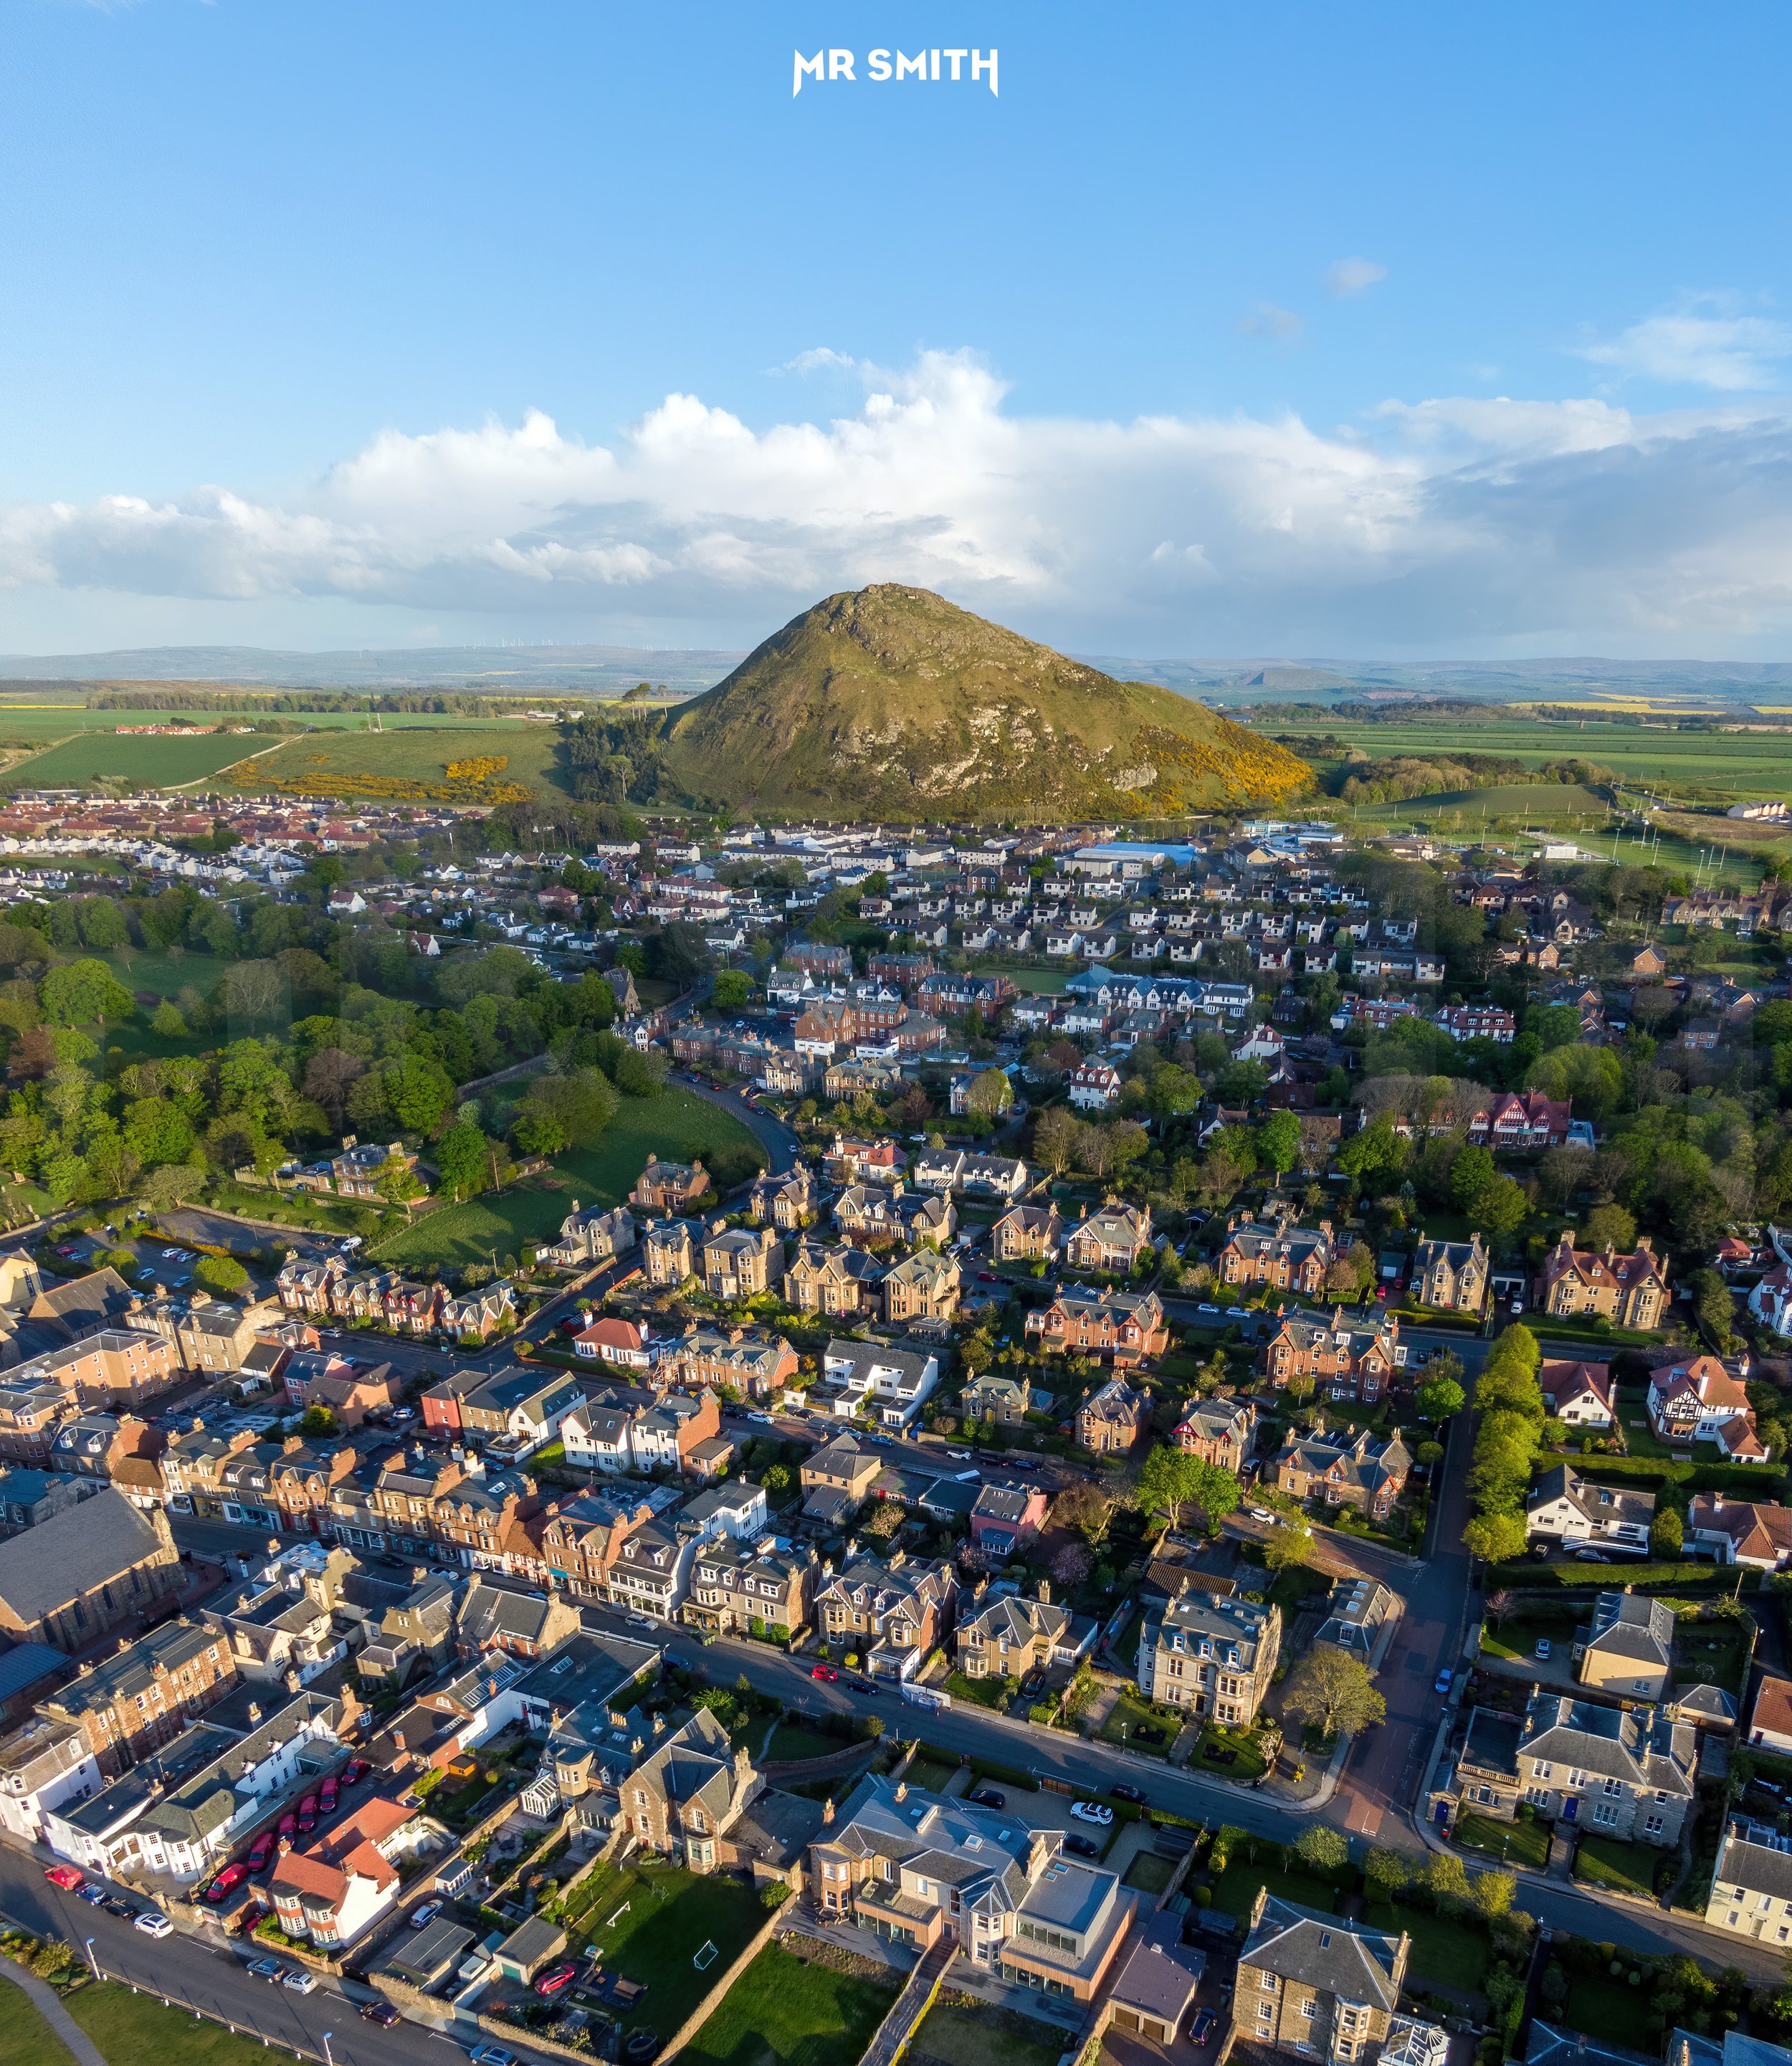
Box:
[6,730,267,788]
[66,1979,290,2066]
[374,1085,764,1267]
[912,2004,1064,2066]
[0,1972,67,2066]
[217,720,570,799]
[683,1941,900,2066]
[1257,713,1792,803]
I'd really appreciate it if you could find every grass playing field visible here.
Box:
[373,1085,763,1267]
[682,1941,900,2066]
[4,730,269,787]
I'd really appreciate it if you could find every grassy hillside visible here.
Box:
[218,722,570,803]
[659,585,1311,821]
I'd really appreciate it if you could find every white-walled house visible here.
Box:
[0,1717,101,1844]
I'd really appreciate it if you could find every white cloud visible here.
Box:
[6,348,1792,651]
[1325,257,1387,298]
[1575,298,1792,391]
[773,347,859,376]
[1236,303,1303,339]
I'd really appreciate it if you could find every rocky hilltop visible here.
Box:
[659,586,1311,820]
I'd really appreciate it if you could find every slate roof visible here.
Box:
[1520,1693,1695,1796]
[1241,1893,1403,2010]
[0,1485,166,1627]
[1586,1589,1674,1666]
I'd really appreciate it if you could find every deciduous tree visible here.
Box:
[1284,1650,1386,1738]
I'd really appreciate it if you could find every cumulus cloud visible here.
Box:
[1325,257,1387,298]
[5,348,1792,650]
[1574,298,1792,391]
[1236,302,1303,340]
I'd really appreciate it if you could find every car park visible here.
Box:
[968,1787,1006,1809]
[134,1910,173,1938]
[283,1969,318,1994]
[44,1865,83,1891]
[411,1900,443,1931]
[1069,1800,1114,1826]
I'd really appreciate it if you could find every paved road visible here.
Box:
[674,1075,801,1176]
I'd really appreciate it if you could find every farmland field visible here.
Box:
[0,704,583,737]
[4,730,268,787]
[373,1084,763,1267]
[216,720,570,800]
[1249,712,1792,803]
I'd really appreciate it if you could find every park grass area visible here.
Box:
[1452,1810,1551,1870]
[905,1757,958,1794]
[912,2004,1066,2066]
[1362,1903,1490,1992]
[376,1085,764,1267]
[763,1721,850,1762]
[1573,1835,1658,1898]
[553,1857,768,2039]
[6,731,267,787]
[1098,1686,1180,1757]
[217,720,570,801]
[0,1974,71,2066]
[1560,1966,1660,2051]
[65,1979,288,2066]
[682,1940,900,2066]
[92,946,227,1005]
[1209,1860,1340,1919]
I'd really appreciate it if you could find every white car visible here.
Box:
[1248,1507,1274,1523]
[1197,1303,1219,1314]
[1535,1638,1552,1660]
[1069,1800,1114,1827]
[747,1412,774,1425]
[134,1909,173,1938]
[411,1900,443,1931]
[282,1969,318,1994]
[161,1247,183,1258]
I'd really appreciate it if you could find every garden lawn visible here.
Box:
[912,2004,1064,2066]
[944,1671,1015,1710]
[1453,1812,1550,1870]
[558,1859,768,2039]
[376,1085,764,1267]
[682,1941,899,2066]
[1122,1851,1177,1895]
[1209,1861,1341,1919]
[0,1973,70,2066]
[1363,1903,1489,1992]
[1191,1723,1268,1781]
[1100,1687,1180,1757]
[763,1721,851,1763]
[66,1980,289,2066]
[1560,1969,1660,2052]
[1478,1613,1576,1664]
[905,1758,958,1794]
[1573,1837,1657,1898]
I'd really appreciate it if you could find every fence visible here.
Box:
[657,1902,786,2066]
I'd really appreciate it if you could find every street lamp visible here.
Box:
[83,1938,98,1981]
[323,2036,335,2066]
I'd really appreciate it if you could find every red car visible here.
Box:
[295,1793,319,1832]
[341,1759,370,1787]
[319,1775,338,1814]
[810,1665,839,1682]
[277,1811,298,1839]
[206,1862,248,1905]
[245,1833,275,1874]
[534,1963,578,1998]
[44,1865,83,1892]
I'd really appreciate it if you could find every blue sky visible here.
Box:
[3,0,1791,659]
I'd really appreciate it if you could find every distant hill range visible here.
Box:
[654,585,1310,821]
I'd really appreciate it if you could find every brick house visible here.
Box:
[968,1480,1049,1558]
[1172,1397,1256,1472]
[1216,1211,1334,1296]
[1026,1286,1168,1367]
[882,1249,961,1326]
[1273,1420,1411,1520]
[1073,1376,1153,1455]
[1064,1199,1153,1272]
[1410,1234,1489,1313]
[700,1222,783,1301]
[1536,1232,1669,1330]
[786,1241,884,1320]
[813,1551,957,1680]
[954,1581,1090,1681]
[1260,1310,1405,1402]
[629,1155,710,1214]
[642,1219,696,1287]
[991,1202,1064,1265]
[1138,1586,1279,1725]
[682,1537,816,1641]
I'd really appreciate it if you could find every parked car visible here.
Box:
[277,1811,298,1838]
[246,1832,275,1874]
[44,1865,82,1891]
[283,1969,318,1994]
[1069,1800,1114,1827]
[247,1957,285,1981]
[1226,1306,1250,1318]
[206,1862,248,1904]
[1064,1834,1101,1858]
[470,2047,516,2066]
[535,1962,578,1997]
[1191,2009,1218,2046]
[1434,1668,1454,1695]
[342,1758,371,1786]
[410,1900,443,1931]
[391,1406,416,1422]
[77,1884,105,1905]
[810,1665,839,1682]
[1535,1637,1552,1660]
[361,2000,400,2027]
[968,1788,1006,1809]
[1197,1303,1219,1315]
[135,1910,173,1938]
[319,1774,338,1814]
[103,1895,134,1919]
[296,1792,319,1832]
[1110,1783,1147,1804]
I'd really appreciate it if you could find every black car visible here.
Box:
[1063,1834,1101,1858]
[360,2001,400,2027]
[102,1895,134,1919]
[968,1787,1006,1809]
[1110,1783,1147,1804]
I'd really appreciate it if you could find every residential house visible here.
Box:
[809,1775,1134,2001]
[1138,1586,1280,1725]
[1073,1377,1152,1455]
[1260,1310,1406,1403]
[816,1340,939,1427]
[1410,1234,1490,1314]
[1526,1465,1654,1555]
[1578,1589,1674,1701]
[700,1221,783,1301]
[1649,1356,1768,1459]
[0,1470,95,1536]
[629,1155,710,1214]
[1704,1817,1792,1946]
[991,1203,1064,1266]
[787,1241,885,1320]
[456,1573,583,1660]
[457,1367,586,1460]
[200,1551,347,1686]
[799,1433,882,1521]
[1236,1893,1411,2063]
[814,1551,957,1680]
[1536,1233,1669,1330]
[440,1280,518,1343]
[271,1795,431,1948]
[747,1168,817,1231]
[1216,1211,1335,1297]
[1068,1060,1123,1110]
[910,1148,1029,1201]
[682,1536,816,1642]
[960,1371,1052,1428]
[1688,1493,1792,1570]
[571,1317,659,1372]
[955,1582,1093,1681]
[882,1249,961,1326]
[1172,1397,1256,1472]
[1512,1691,1694,1842]
[968,1481,1049,1560]
[0,1716,103,1846]
[540,1202,637,1270]
[642,1219,696,1287]
[1749,1676,1792,1756]
[632,1390,723,1473]
[1538,1359,1614,1428]
[1064,1199,1153,1273]
[606,1705,760,1871]
[1468,1092,1572,1151]
[1312,1576,1396,1664]
[32,1616,235,1776]
[283,1355,401,1429]
[1273,1421,1411,1522]
[1027,1286,1168,1368]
